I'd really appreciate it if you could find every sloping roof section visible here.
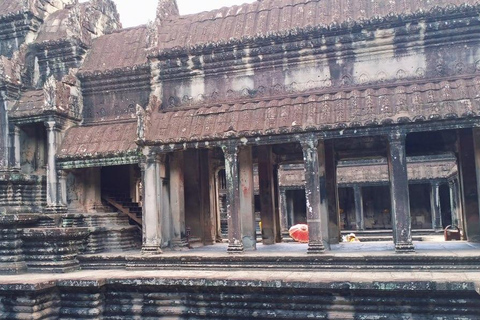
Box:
[58,121,138,160]
[0,56,20,84]
[146,76,480,144]
[0,0,74,19]
[10,90,45,117]
[156,0,480,51]
[79,25,148,75]
[34,1,120,46]
[0,0,22,17]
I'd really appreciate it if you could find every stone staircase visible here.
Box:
[102,192,142,227]
[82,212,141,254]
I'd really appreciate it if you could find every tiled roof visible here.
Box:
[79,25,148,75]
[0,0,23,17]
[58,121,138,159]
[0,56,19,84]
[146,76,480,144]
[34,8,72,43]
[9,90,45,118]
[156,0,480,51]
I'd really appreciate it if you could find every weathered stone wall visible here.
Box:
[81,71,151,123]
[154,6,480,126]
[0,277,479,319]
[18,123,46,175]
[0,174,46,213]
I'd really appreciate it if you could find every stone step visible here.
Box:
[78,252,480,272]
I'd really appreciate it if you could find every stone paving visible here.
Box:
[134,239,480,256]
[0,240,478,287]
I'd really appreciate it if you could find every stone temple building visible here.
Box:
[1,0,480,318]
[1,0,480,254]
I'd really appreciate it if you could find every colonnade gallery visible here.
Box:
[1,0,480,268]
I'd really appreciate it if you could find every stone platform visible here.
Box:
[0,268,479,319]
[1,241,480,319]
[78,241,480,271]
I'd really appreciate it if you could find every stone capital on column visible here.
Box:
[221,141,239,158]
[387,130,406,145]
[300,136,319,154]
[44,120,62,132]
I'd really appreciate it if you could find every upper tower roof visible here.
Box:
[153,0,480,52]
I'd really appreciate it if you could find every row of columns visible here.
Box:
[139,129,480,254]
[202,132,415,253]
[8,120,68,212]
[345,179,454,232]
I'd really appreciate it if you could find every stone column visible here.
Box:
[457,129,479,241]
[257,145,277,245]
[325,140,340,244]
[353,185,365,231]
[8,124,20,170]
[84,167,102,212]
[239,146,255,250]
[0,99,8,170]
[44,120,65,212]
[157,155,170,246]
[471,128,480,241]
[222,142,243,253]
[301,137,326,254]
[279,189,288,233]
[201,150,215,245]
[170,152,188,249]
[430,180,442,230]
[58,169,68,207]
[141,148,162,254]
[449,178,460,227]
[387,131,414,252]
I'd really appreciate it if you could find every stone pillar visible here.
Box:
[141,149,162,254]
[157,155,170,246]
[222,142,243,253]
[387,131,414,252]
[44,120,65,212]
[200,150,215,245]
[471,128,480,241]
[84,167,102,212]
[449,178,460,227]
[58,169,68,207]
[430,180,442,231]
[239,146,255,250]
[353,185,365,231]
[325,140,340,244]
[170,152,188,249]
[0,99,8,170]
[279,189,288,233]
[257,146,277,245]
[301,137,326,254]
[8,124,20,170]
[458,129,479,242]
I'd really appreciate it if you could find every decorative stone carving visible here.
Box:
[43,76,57,110]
